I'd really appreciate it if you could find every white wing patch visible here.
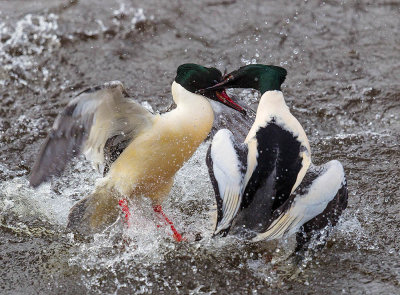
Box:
[252,160,345,242]
[211,129,246,234]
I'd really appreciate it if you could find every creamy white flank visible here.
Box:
[108,81,215,200]
[244,90,311,193]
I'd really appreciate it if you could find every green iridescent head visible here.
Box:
[174,63,222,93]
[174,63,246,114]
[199,64,287,95]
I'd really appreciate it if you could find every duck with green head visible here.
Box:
[203,64,348,251]
[29,63,245,238]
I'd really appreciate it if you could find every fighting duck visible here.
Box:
[202,64,348,251]
[29,63,245,236]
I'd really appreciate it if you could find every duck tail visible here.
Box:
[67,185,121,235]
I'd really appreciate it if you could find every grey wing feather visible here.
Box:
[29,81,153,187]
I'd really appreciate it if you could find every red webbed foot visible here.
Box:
[118,198,131,227]
[153,205,185,242]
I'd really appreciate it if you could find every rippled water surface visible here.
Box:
[1,0,399,294]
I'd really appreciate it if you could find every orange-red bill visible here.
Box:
[216,90,246,114]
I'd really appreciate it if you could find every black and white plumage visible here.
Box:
[207,86,348,250]
[262,161,348,250]
[206,129,248,236]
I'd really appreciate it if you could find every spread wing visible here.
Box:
[29,81,153,187]
[252,160,347,242]
[206,129,247,235]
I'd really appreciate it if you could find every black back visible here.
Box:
[231,120,303,235]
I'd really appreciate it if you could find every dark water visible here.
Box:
[1,0,399,294]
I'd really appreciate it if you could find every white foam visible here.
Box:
[0,13,60,87]
[0,157,98,225]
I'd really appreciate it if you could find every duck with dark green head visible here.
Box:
[203,64,348,252]
[29,63,245,238]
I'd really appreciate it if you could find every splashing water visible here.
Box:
[0,140,302,293]
[1,0,399,293]
[0,13,59,88]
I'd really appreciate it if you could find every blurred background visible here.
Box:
[0,0,399,294]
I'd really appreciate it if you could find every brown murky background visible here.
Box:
[1,0,399,294]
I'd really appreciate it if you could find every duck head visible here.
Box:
[175,63,246,114]
[198,64,287,95]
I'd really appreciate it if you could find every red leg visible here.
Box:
[118,198,131,227]
[153,205,184,242]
